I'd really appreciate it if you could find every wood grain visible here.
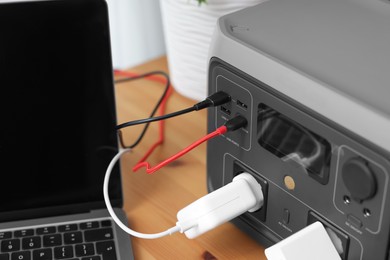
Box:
[115,56,267,259]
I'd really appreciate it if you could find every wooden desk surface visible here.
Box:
[115,56,267,259]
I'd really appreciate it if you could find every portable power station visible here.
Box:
[206,0,390,259]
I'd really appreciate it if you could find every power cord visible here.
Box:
[103,148,180,239]
[115,91,231,130]
[103,149,263,239]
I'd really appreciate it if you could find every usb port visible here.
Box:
[237,100,248,110]
[220,106,231,115]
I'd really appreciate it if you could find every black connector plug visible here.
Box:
[193,91,231,111]
[117,91,231,131]
[225,115,248,132]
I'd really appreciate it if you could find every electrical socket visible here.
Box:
[308,211,350,260]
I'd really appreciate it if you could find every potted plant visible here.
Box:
[160,0,266,101]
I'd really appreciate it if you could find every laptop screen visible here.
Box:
[0,0,122,221]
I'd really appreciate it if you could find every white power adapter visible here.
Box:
[265,221,341,260]
[176,172,264,238]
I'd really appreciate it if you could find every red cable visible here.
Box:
[132,126,227,174]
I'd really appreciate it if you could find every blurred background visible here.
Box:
[106,0,165,69]
[106,0,265,101]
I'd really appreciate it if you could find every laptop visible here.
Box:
[0,0,134,259]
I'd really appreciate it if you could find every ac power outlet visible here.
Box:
[308,211,350,260]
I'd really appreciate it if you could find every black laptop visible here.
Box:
[0,0,133,259]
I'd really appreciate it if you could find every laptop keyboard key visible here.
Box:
[32,249,52,260]
[100,221,111,227]
[0,233,12,240]
[1,239,20,252]
[22,237,41,250]
[64,232,82,245]
[36,227,56,235]
[43,234,62,247]
[96,241,116,260]
[80,222,99,230]
[54,246,73,259]
[11,251,30,260]
[0,253,9,260]
[81,256,100,260]
[14,230,34,238]
[84,228,113,242]
[58,225,77,233]
[75,244,94,257]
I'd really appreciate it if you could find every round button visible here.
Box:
[342,158,376,202]
[284,175,296,190]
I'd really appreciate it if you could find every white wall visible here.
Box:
[106,0,166,69]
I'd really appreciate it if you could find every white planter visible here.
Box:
[160,0,266,101]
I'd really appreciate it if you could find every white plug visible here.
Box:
[265,221,341,260]
[176,172,264,239]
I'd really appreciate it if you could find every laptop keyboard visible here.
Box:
[0,219,117,260]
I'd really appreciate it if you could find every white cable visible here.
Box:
[103,148,180,239]
[104,149,264,240]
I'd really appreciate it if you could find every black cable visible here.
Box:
[115,91,231,130]
[116,106,195,129]
[115,70,170,149]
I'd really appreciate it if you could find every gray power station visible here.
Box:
[206,0,390,259]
